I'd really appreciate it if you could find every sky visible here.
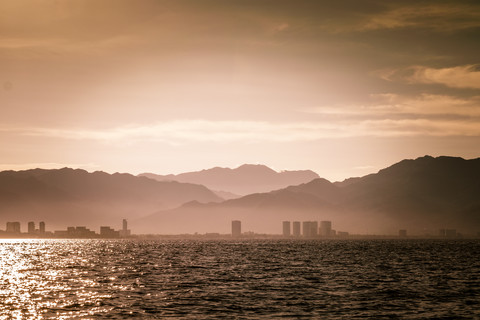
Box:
[1,0,479,181]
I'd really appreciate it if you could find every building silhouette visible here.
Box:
[292,221,300,237]
[282,221,291,237]
[100,226,120,238]
[74,226,96,238]
[399,229,407,237]
[302,221,318,238]
[28,221,35,234]
[55,226,96,238]
[119,219,131,237]
[320,221,332,237]
[39,221,45,234]
[302,221,310,237]
[232,220,241,237]
[311,221,318,237]
[6,222,20,233]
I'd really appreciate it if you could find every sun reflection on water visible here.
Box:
[2,239,480,319]
[0,239,113,319]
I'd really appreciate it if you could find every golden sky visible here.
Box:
[1,0,479,181]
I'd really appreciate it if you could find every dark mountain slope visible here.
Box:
[342,156,480,227]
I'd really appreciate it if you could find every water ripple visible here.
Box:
[0,239,479,319]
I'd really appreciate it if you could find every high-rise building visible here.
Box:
[310,221,318,237]
[232,220,241,237]
[39,221,45,234]
[302,221,311,237]
[292,221,301,237]
[320,221,332,237]
[119,219,131,237]
[28,222,35,234]
[6,222,20,233]
[302,221,318,238]
[282,221,291,237]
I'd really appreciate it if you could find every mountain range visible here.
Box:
[0,168,221,230]
[134,156,480,235]
[1,156,479,236]
[139,164,319,196]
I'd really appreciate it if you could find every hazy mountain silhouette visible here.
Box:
[339,156,480,233]
[139,164,319,195]
[0,168,222,230]
[135,156,480,235]
[212,190,241,200]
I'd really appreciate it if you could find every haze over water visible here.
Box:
[1,239,479,319]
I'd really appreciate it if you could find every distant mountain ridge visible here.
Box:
[0,168,222,230]
[139,164,319,195]
[2,156,479,236]
[135,156,480,235]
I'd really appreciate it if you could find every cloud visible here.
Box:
[360,4,480,32]
[409,65,480,89]
[318,3,480,34]
[4,93,480,142]
[372,93,480,117]
[17,120,349,143]
[306,94,480,118]
[378,65,480,89]
[360,118,480,137]
[302,93,480,137]
[4,101,479,148]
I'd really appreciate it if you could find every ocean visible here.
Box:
[1,239,479,319]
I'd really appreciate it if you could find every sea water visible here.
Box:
[1,239,479,319]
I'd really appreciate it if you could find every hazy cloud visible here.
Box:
[7,109,480,146]
[302,93,480,137]
[408,65,480,89]
[378,65,480,89]
[313,2,480,34]
[306,94,480,118]
[18,120,348,143]
[360,4,480,32]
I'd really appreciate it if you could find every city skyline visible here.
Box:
[0,219,131,238]
[0,218,466,239]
